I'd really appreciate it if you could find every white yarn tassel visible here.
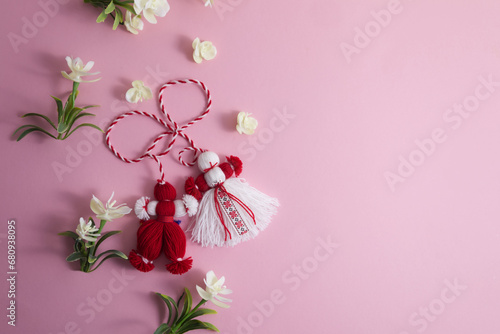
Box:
[134,197,151,220]
[189,177,279,247]
[183,194,199,217]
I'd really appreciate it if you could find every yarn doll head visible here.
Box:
[197,151,226,188]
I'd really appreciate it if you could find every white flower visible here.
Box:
[196,270,232,308]
[236,112,258,135]
[61,56,101,83]
[76,218,101,242]
[134,0,170,24]
[204,0,214,7]
[126,80,153,103]
[124,11,144,34]
[192,37,217,64]
[90,192,132,221]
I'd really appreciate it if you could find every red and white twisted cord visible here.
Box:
[106,79,211,181]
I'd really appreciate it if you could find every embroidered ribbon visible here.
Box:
[214,184,256,241]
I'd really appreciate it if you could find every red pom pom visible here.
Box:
[166,257,193,275]
[154,182,176,201]
[185,177,202,201]
[129,250,155,272]
[227,155,243,176]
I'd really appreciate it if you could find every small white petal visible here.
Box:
[143,9,157,24]
[211,298,230,308]
[196,285,213,300]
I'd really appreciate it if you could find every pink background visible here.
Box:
[2,0,500,333]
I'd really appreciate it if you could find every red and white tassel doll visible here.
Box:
[185,151,279,247]
[129,181,198,274]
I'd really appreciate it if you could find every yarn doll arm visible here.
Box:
[185,175,209,201]
[134,196,159,221]
[173,194,199,218]
[219,155,243,178]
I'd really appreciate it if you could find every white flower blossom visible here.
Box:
[192,37,217,64]
[126,80,153,103]
[61,56,101,83]
[134,0,170,24]
[90,192,132,221]
[204,0,214,7]
[76,218,101,242]
[124,11,144,34]
[196,270,232,308]
[236,112,258,135]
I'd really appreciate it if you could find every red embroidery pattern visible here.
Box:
[217,189,249,236]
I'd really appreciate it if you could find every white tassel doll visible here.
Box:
[185,151,279,247]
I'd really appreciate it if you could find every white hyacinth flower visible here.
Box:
[236,112,258,135]
[76,218,101,242]
[134,0,170,24]
[124,11,144,35]
[196,270,232,308]
[192,37,217,64]
[61,56,101,83]
[126,80,153,103]
[90,192,132,222]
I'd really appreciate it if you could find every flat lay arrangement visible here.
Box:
[4,1,500,333]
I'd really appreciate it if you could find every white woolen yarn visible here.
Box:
[173,199,186,218]
[197,151,219,172]
[204,167,226,187]
[182,194,199,217]
[134,197,151,220]
[147,201,158,216]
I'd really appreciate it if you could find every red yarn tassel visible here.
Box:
[226,155,243,176]
[129,250,155,272]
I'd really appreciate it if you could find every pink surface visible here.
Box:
[2,0,500,333]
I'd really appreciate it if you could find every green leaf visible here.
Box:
[51,95,64,124]
[58,231,79,239]
[183,308,217,323]
[154,323,170,334]
[177,320,219,334]
[73,112,96,123]
[88,254,97,264]
[88,253,128,272]
[179,288,193,321]
[15,125,57,141]
[105,1,116,14]
[22,113,57,130]
[95,249,127,262]
[66,252,85,262]
[112,10,120,30]
[96,10,108,23]
[57,121,70,134]
[63,123,103,139]
[156,293,179,326]
[95,230,122,250]
[115,2,135,13]
[74,239,84,253]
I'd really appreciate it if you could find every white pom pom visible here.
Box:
[134,197,150,220]
[173,199,186,218]
[147,201,158,216]
[197,151,220,172]
[183,194,199,217]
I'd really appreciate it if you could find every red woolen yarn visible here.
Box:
[129,182,193,275]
